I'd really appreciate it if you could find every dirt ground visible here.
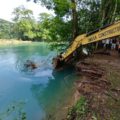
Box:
[74,50,120,120]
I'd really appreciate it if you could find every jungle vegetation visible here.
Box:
[0,0,120,44]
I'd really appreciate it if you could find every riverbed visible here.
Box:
[0,43,77,120]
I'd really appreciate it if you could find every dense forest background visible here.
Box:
[0,0,120,43]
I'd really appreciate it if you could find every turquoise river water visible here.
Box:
[0,43,77,120]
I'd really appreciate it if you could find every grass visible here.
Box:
[108,70,120,88]
[67,96,88,120]
[106,67,120,120]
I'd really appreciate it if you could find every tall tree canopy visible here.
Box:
[28,0,120,33]
[28,0,78,39]
[0,19,14,39]
[100,0,120,26]
[1,0,120,45]
[12,6,36,40]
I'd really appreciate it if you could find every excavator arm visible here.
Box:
[53,21,120,69]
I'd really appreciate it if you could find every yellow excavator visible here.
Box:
[53,21,120,69]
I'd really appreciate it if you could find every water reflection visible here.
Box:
[0,43,52,120]
[31,66,75,119]
[0,43,77,120]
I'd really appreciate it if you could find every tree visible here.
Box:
[77,0,101,33]
[26,0,120,45]
[71,0,78,39]
[37,13,72,42]
[12,6,36,40]
[0,19,14,39]
[13,5,34,22]
[37,13,53,41]
[100,0,120,26]
[28,0,78,40]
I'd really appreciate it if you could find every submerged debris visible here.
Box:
[24,60,38,70]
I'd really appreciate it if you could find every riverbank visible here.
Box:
[67,50,120,120]
[0,39,32,46]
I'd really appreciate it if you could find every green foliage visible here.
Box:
[12,6,36,40]
[1,0,120,45]
[17,19,36,40]
[37,13,53,41]
[67,96,88,120]
[77,0,101,33]
[36,13,72,50]
[0,19,15,39]
[12,5,33,22]
[100,0,120,25]
[53,0,70,17]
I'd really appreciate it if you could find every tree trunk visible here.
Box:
[100,0,111,26]
[111,0,118,23]
[71,0,78,40]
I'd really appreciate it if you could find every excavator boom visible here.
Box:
[53,21,120,69]
[62,21,120,60]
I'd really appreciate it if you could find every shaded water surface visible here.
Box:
[0,43,76,120]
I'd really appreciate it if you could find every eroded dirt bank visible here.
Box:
[67,51,120,120]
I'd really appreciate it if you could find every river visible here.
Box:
[0,43,77,120]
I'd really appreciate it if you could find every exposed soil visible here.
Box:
[74,50,120,120]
